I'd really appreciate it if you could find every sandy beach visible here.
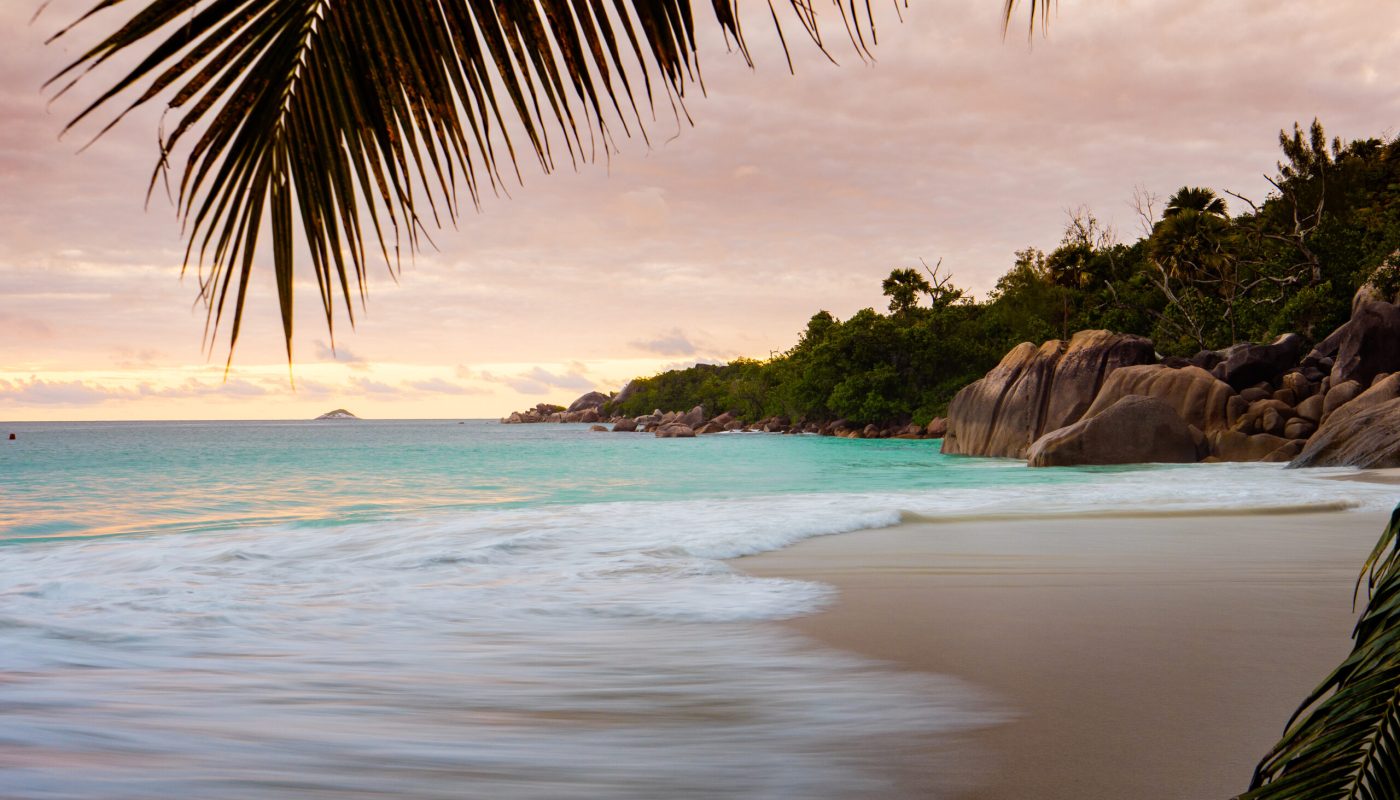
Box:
[737,503,1395,799]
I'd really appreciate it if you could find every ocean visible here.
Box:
[1,420,1393,799]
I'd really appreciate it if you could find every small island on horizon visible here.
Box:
[314,409,360,421]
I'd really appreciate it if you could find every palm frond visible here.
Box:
[1002,0,1053,39]
[1240,505,1400,800]
[46,0,1051,363]
[43,0,890,362]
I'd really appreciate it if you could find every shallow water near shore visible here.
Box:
[2,420,1395,798]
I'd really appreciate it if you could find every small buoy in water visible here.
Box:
[7,433,14,440]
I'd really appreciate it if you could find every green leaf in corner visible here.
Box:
[1239,505,1400,800]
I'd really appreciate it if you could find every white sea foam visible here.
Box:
[0,461,1393,798]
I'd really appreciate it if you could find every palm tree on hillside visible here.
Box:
[882,268,934,316]
[1150,186,1232,282]
[1163,185,1229,218]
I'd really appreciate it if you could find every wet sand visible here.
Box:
[736,506,1394,799]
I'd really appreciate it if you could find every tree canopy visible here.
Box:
[613,121,1400,426]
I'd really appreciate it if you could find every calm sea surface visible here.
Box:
[0,420,1392,798]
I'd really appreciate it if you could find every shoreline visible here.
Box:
[734,503,1393,799]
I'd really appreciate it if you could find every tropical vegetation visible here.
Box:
[613,121,1400,425]
[1240,505,1400,800]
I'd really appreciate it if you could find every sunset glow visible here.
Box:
[6,0,1400,419]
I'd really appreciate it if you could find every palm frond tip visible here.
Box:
[1002,0,1053,38]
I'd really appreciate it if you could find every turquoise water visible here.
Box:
[2,420,1096,545]
[1,421,1393,799]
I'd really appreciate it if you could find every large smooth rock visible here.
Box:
[1085,364,1236,434]
[1211,334,1304,391]
[1352,256,1400,314]
[1210,431,1292,462]
[1233,398,1295,436]
[655,424,696,438]
[612,381,639,408]
[1281,371,1317,400]
[1317,374,1400,430]
[1283,417,1316,440]
[1321,380,1364,421]
[1291,395,1400,468]
[1027,395,1199,467]
[1041,330,1157,432]
[1296,393,1324,423]
[1331,301,1400,388]
[943,331,1155,458]
[678,406,707,429]
[567,391,611,413]
[942,342,1043,457]
[1190,350,1225,371]
[612,418,639,432]
[978,339,1066,456]
[1261,440,1306,463]
[1304,324,1348,367]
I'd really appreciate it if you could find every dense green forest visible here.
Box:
[611,122,1400,425]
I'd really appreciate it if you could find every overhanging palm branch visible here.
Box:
[43,0,1050,363]
[41,0,873,362]
[1240,505,1400,799]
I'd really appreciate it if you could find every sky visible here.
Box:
[3,0,1400,420]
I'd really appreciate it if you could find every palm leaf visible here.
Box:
[40,0,866,361]
[44,1,1049,362]
[1002,0,1052,38]
[1240,505,1400,799]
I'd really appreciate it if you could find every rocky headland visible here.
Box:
[944,290,1400,468]
[501,390,948,440]
[502,289,1400,468]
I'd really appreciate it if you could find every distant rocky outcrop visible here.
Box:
[944,287,1400,468]
[655,423,697,438]
[499,389,950,441]
[500,394,605,424]
[500,403,567,424]
[315,409,360,420]
[567,392,611,413]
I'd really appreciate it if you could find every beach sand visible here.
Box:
[736,505,1395,799]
